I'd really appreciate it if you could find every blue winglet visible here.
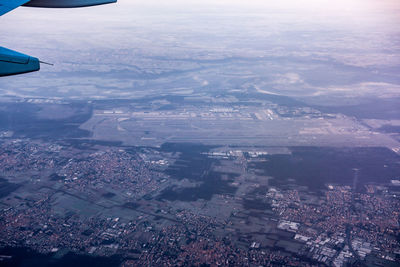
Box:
[0,47,40,77]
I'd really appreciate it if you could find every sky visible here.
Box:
[0,0,397,54]
[1,0,398,47]
[1,0,399,26]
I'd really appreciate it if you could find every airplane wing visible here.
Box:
[0,0,30,16]
[0,47,40,76]
[0,0,117,77]
[1,0,117,16]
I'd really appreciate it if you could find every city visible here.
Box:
[0,96,399,266]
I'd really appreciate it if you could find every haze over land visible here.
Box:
[1,0,399,102]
